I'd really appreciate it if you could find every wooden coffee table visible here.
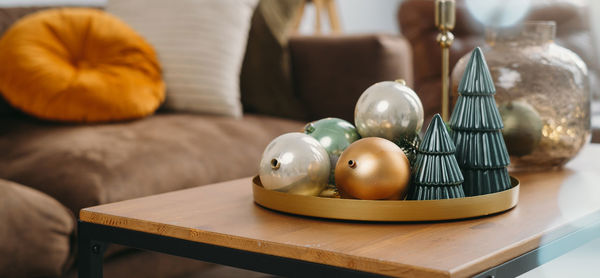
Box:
[79,145,600,278]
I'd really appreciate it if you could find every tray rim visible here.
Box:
[252,176,520,222]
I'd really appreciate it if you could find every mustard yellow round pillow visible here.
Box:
[0,8,165,122]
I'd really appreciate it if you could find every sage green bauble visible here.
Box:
[499,101,543,157]
[304,117,361,183]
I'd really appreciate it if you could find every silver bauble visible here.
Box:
[354,80,424,142]
[259,132,330,196]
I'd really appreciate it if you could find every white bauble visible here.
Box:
[259,132,330,196]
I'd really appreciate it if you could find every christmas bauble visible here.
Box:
[334,137,411,200]
[499,101,543,157]
[259,132,330,196]
[304,117,360,183]
[354,80,424,142]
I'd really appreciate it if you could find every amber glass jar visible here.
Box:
[451,21,590,171]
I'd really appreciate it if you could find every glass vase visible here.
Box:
[451,21,590,171]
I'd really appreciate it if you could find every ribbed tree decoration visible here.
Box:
[407,114,465,200]
[450,47,511,196]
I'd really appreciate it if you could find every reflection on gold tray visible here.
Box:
[252,176,520,222]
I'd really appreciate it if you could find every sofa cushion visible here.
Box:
[0,179,75,278]
[107,0,258,118]
[0,114,303,214]
[0,7,50,115]
[0,8,165,123]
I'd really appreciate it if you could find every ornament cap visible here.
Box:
[394,79,407,86]
[270,158,280,170]
[458,47,496,96]
[304,123,315,134]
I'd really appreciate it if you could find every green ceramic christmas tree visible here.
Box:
[408,114,465,200]
[450,47,511,196]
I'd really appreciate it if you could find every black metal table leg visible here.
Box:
[78,221,107,278]
[76,220,385,278]
[77,218,600,278]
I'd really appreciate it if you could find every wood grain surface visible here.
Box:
[80,144,600,278]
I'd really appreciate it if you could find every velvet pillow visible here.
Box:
[0,6,55,115]
[0,8,165,122]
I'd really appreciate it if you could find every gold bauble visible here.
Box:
[334,137,410,200]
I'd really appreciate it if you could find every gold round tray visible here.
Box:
[252,176,520,222]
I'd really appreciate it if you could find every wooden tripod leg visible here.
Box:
[313,0,324,34]
[325,0,341,33]
[292,0,306,33]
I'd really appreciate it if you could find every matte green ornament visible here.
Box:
[498,101,543,157]
[407,114,465,200]
[450,47,511,196]
[304,117,361,184]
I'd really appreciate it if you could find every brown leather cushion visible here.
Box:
[0,114,303,215]
[241,0,307,121]
[0,179,75,278]
[289,34,413,122]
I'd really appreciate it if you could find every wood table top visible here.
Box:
[80,144,600,278]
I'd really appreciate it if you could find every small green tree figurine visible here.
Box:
[408,114,465,200]
[450,47,511,196]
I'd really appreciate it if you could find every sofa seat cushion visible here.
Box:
[0,179,75,278]
[0,113,303,214]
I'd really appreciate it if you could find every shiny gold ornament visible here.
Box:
[334,137,411,200]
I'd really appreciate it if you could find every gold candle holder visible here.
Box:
[435,0,455,121]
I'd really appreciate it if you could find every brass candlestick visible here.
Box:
[435,0,455,121]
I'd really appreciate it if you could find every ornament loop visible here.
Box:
[270,158,280,170]
[347,160,356,168]
[304,123,315,134]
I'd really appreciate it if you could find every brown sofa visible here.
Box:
[0,7,412,278]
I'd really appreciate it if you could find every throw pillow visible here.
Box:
[0,3,104,116]
[0,8,165,122]
[107,0,259,118]
[240,0,308,120]
[0,7,57,115]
